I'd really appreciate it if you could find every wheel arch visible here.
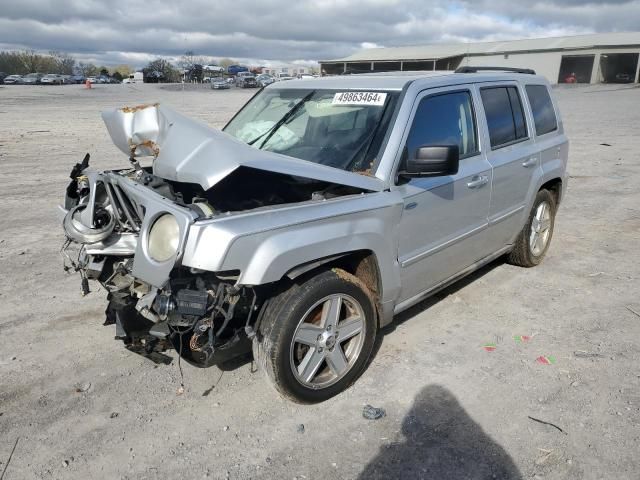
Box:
[285,249,383,303]
[539,177,563,206]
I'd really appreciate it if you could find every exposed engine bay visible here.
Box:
[60,103,379,367]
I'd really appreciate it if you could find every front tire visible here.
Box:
[507,189,556,267]
[253,269,377,403]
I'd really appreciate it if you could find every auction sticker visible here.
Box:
[332,92,387,106]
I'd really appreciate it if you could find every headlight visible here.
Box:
[148,214,180,262]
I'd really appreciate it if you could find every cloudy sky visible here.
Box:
[0,0,639,68]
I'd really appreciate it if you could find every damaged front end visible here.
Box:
[60,102,383,367]
[61,157,256,366]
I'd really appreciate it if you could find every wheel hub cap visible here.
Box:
[320,333,337,350]
[529,200,552,257]
[290,293,366,389]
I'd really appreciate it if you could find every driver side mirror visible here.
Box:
[399,145,459,178]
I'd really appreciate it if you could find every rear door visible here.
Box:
[478,83,540,245]
[395,86,494,303]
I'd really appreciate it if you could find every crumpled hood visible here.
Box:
[101,104,383,192]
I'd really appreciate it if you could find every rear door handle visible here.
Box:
[522,157,538,168]
[466,175,489,189]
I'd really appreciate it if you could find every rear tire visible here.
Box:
[252,269,377,403]
[507,189,556,267]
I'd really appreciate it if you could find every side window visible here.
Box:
[525,85,558,136]
[508,87,527,139]
[480,86,528,149]
[406,91,478,159]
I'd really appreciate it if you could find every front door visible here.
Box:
[395,87,493,303]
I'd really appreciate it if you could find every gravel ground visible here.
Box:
[0,82,639,480]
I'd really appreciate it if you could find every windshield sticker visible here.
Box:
[332,92,387,106]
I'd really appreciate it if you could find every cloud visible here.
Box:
[0,0,637,67]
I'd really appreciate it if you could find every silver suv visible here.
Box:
[60,68,568,402]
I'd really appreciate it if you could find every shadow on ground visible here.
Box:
[359,384,522,480]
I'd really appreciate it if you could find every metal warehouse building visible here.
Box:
[320,32,640,84]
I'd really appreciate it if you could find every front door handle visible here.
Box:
[466,175,489,189]
[522,157,538,168]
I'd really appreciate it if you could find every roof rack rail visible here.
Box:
[455,66,536,75]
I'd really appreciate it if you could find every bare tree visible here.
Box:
[180,50,196,70]
[219,58,236,70]
[19,50,41,73]
[49,51,76,75]
[77,62,99,77]
[143,58,180,83]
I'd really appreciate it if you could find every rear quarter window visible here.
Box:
[480,86,528,149]
[525,85,558,136]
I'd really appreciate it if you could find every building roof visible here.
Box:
[322,31,640,63]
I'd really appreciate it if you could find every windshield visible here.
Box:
[224,89,399,173]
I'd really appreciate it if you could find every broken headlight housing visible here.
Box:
[148,213,179,262]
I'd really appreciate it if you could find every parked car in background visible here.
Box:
[0,72,7,83]
[613,72,633,83]
[123,72,143,84]
[256,74,275,87]
[235,72,258,88]
[298,74,314,80]
[210,77,231,89]
[276,73,294,81]
[86,77,98,84]
[22,73,44,85]
[227,65,249,76]
[2,74,23,85]
[41,74,64,85]
[204,65,225,74]
[61,75,73,84]
[70,75,85,84]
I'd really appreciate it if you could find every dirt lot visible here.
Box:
[0,82,639,480]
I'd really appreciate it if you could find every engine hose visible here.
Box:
[214,295,239,338]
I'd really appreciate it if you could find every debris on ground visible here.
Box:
[536,355,556,365]
[74,382,91,393]
[528,416,567,434]
[223,426,229,431]
[0,437,19,480]
[109,412,119,419]
[514,335,532,343]
[176,386,185,395]
[62,460,69,468]
[625,305,640,318]
[574,351,604,359]
[587,272,605,277]
[296,424,305,434]
[362,405,386,420]
[535,448,555,466]
[483,343,497,352]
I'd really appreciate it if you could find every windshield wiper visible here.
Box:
[247,90,315,149]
